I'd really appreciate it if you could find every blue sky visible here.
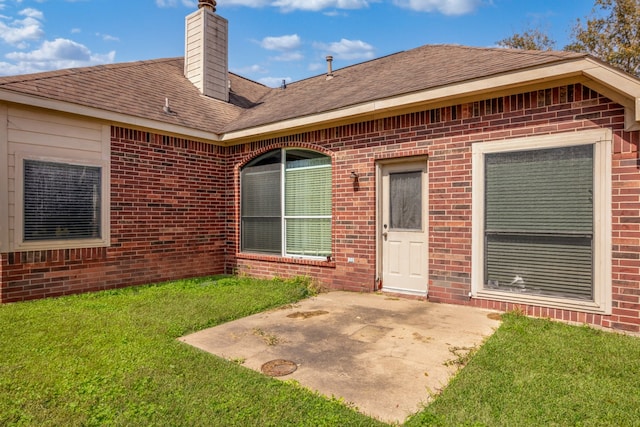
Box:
[0,0,596,86]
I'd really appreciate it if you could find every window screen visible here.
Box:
[241,163,282,254]
[24,160,102,241]
[285,156,331,256]
[484,144,594,300]
[241,149,331,257]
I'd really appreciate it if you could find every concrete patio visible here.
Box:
[179,291,502,424]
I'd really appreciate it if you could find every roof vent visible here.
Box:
[326,55,334,80]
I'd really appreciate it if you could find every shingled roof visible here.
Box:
[0,57,271,135]
[224,45,587,133]
[0,44,593,138]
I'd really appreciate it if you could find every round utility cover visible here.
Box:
[261,359,297,377]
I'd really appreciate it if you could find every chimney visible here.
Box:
[185,0,229,102]
[326,55,334,80]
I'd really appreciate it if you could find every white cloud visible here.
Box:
[223,0,270,6]
[155,0,197,8]
[314,38,374,60]
[0,8,44,46]
[272,51,303,61]
[392,0,480,15]
[259,76,291,87]
[204,0,370,11]
[0,61,28,75]
[272,0,370,12]
[260,34,301,51]
[234,64,268,74]
[96,32,119,42]
[19,7,44,20]
[2,38,116,75]
[323,10,348,17]
[259,34,303,61]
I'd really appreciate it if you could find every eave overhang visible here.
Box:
[1,56,639,147]
[0,89,223,143]
[221,57,640,145]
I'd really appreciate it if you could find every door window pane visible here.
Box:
[390,171,422,230]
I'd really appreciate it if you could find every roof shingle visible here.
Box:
[0,45,588,136]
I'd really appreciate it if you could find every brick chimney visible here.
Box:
[184,0,229,102]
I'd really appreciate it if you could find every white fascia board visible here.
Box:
[0,89,223,143]
[581,59,640,129]
[222,60,594,143]
[223,58,640,143]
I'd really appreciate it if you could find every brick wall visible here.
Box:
[229,84,640,333]
[2,83,639,333]
[0,128,227,302]
[611,129,640,331]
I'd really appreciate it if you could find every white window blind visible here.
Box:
[241,150,331,258]
[285,157,331,256]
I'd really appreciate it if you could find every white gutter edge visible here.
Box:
[222,59,600,142]
[2,57,639,143]
[0,89,223,143]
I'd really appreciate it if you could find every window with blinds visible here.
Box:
[24,160,102,241]
[484,144,594,300]
[241,162,282,253]
[241,149,331,258]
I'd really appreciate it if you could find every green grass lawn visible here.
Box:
[0,276,382,426]
[2,276,640,426]
[406,313,640,427]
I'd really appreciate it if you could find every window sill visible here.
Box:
[474,289,610,315]
[236,252,336,268]
[13,238,110,252]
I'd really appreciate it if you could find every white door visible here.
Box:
[380,161,428,296]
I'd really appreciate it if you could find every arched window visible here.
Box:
[241,149,331,258]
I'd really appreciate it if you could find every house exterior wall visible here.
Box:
[229,83,640,333]
[0,105,111,253]
[0,126,227,302]
[1,82,639,333]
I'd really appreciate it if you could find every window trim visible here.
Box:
[15,153,110,251]
[240,148,332,260]
[471,129,612,314]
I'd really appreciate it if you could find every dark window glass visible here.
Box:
[241,149,331,257]
[24,160,101,241]
[484,144,594,300]
[390,171,422,230]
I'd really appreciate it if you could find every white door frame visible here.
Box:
[375,156,429,295]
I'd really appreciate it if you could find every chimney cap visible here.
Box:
[198,0,216,12]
